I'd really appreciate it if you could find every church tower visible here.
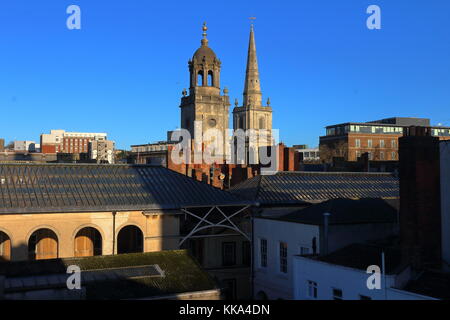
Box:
[233,25,273,159]
[180,23,230,151]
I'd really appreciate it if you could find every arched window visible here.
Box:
[259,117,265,129]
[207,70,214,86]
[239,116,244,129]
[197,71,204,86]
[117,225,143,254]
[28,228,58,260]
[74,227,102,257]
[0,231,11,261]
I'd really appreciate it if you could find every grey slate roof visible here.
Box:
[229,171,399,205]
[0,164,251,214]
[315,243,405,275]
[270,198,398,225]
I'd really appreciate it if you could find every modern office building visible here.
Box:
[320,117,450,162]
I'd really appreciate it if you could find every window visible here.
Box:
[242,241,251,266]
[222,242,236,266]
[279,242,287,273]
[391,151,396,160]
[380,151,385,160]
[359,295,372,300]
[368,152,373,160]
[197,71,204,86]
[367,139,373,148]
[356,151,361,159]
[391,140,397,148]
[332,288,343,300]
[259,117,265,129]
[300,246,310,255]
[380,140,385,148]
[260,239,267,268]
[355,139,361,148]
[207,70,214,86]
[307,281,318,299]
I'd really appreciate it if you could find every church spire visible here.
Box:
[243,24,262,108]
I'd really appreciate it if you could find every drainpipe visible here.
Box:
[112,211,117,255]
[323,212,331,255]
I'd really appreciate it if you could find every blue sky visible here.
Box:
[1,0,449,149]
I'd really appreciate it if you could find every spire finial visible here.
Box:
[249,17,256,30]
[202,22,208,38]
[201,22,209,46]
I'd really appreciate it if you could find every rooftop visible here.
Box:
[314,243,405,275]
[403,270,450,300]
[0,250,218,299]
[0,163,251,214]
[229,171,399,206]
[267,198,398,225]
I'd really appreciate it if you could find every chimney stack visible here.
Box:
[399,126,441,268]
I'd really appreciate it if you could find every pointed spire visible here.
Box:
[243,24,262,108]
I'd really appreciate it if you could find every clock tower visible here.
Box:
[180,23,230,155]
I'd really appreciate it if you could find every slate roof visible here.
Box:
[0,164,251,214]
[315,243,405,275]
[403,270,450,300]
[0,250,218,300]
[229,171,399,205]
[270,198,398,225]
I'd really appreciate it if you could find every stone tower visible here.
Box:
[180,23,230,153]
[233,25,273,160]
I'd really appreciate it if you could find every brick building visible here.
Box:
[40,129,111,154]
[320,117,450,162]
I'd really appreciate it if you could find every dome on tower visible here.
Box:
[193,45,217,62]
[191,22,219,64]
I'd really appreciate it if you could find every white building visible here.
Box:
[253,198,398,300]
[13,141,37,152]
[295,147,320,162]
[293,243,441,300]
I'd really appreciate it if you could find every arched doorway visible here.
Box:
[117,225,143,254]
[0,231,11,261]
[28,228,58,260]
[74,227,102,257]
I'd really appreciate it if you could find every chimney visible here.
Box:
[399,126,441,268]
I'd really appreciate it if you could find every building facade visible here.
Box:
[320,117,450,162]
[292,244,436,300]
[13,141,37,153]
[89,139,115,164]
[40,129,110,154]
[253,199,398,300]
